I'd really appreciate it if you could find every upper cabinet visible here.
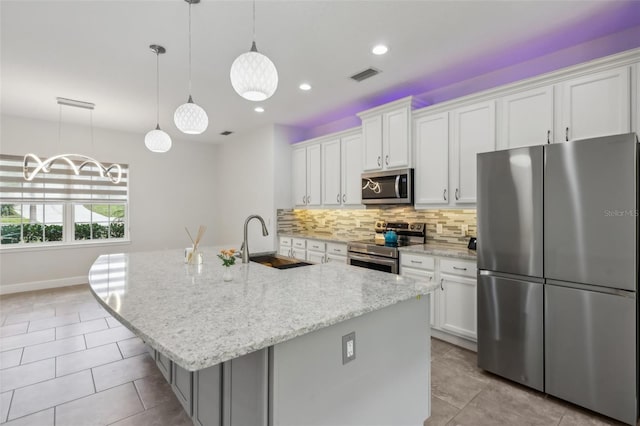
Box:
[414,112,449,205]
[292,145,321,207]
[341,133,363,206]
[452,100,496,204]
[321,139,342,207]
[559,66,630,142]
[358,97,423,171]
[501,86,555,148]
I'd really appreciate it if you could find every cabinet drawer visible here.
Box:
[292,238,306,249]
[307,240,326,253]
[326,242,347,256]
[440,258,476,278]
[279,237,292,247]
[400,253,435,270]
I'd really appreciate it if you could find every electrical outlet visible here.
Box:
[436,223,443,234]
[461,224,469,236]
[342,332,356,364]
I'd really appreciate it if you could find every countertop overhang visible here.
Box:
[88,247,436,371]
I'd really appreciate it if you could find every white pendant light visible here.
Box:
[230,0,278,102]
[174,0,208,135]
[145,45,172,153]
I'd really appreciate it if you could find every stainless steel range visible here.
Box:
[347,221,426,274]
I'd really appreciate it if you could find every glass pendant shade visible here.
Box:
[144,125,172,153]
[230,42,278,101]
[174,96,209,134]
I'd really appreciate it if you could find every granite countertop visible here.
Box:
[87,247,437,371]
[398,243,477,261]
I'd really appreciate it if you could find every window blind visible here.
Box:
[0,154,128,203]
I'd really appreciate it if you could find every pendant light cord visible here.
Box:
[252,0,256,42]
[156,51,160,126]
[188,2,192,96]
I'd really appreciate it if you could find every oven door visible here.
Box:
[347,252,398,274]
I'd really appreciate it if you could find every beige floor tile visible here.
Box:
[0,349,23,370]
[431,337,456,360]
[79,308,109,322]
[1,391,12,422]
[134,373,175,410]
[55,318,108,339]
[0,329,55,352]
[92,353,157,392]
[0,323,28,338]
[3,408,54,426]
[106,317,122,328]
[54,301,102,316]
[27,313,79,333]
[117,337,146,358]
[424,396,460,426]
[84,326,135,349]
[21,335,85,364]
[55,382,144,426]
[8,370,94,420]
[558,408,622,425]
[3,309,55,326]
[0,358,55,393]
[441,346,500,385]
[431,358,488,409]
[56,343,122,377]
[110,398,192,426]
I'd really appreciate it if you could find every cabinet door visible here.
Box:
[326,254,347,264]
[362,115,383,171]
[172,363,193,416]
[414,112,449,205]
[400,267,437,327]
[291,249,307,261]
[453,101,496,204]
[439,273,477,340]
[291,148,307,207]
[307,251,325,264]
[156,352,172,382]
[306,144,322,206]
[384,107,410,169]
[193,365,222,426]
[341,133,362,206]
[278,246,291,257]
[501,86,554,147]
[561,66,630,141]
[321,139,342,206]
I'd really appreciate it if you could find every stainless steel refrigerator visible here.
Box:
[477,133,638,425]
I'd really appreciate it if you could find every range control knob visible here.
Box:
[410,224,415,230]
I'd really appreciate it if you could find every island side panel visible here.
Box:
[270,295,431,426]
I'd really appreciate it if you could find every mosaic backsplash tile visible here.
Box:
[277,207,477,246]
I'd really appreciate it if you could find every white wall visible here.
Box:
[214,124,303,254]
[0,114,219,293]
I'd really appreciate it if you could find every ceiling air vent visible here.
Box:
[350,67,381,82]
[220,131,233,136]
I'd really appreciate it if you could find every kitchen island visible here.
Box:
[88,247,437,426]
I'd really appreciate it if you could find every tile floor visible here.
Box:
[0,284,631,426]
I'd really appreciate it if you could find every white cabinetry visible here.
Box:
[452,100,496,204]
[326,242,347,263]
[501,86,555,148]
[292,145,321,207]
[400,253,437,327]
[279,237,292,257]
[291,238,307,261]
[559,66,630,142]
[321,139,341,206]
[358,97,421,171]
[341,133,363,206]
[414,112,449,205]
[306,240,326,264]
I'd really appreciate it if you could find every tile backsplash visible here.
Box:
[277,207,477,246]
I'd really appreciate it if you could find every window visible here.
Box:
[0,154,129,247]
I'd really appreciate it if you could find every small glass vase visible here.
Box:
[223,266,233,282]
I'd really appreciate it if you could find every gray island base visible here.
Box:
[88,248,436,426]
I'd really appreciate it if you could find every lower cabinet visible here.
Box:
[172,363,194,416]
[439,273,477,340]
[193,365,222,426]
[156,351,172,382]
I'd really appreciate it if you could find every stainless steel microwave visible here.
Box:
[361,168,414,205]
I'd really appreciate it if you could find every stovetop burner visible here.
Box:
[349,239,422,248]
[347,220,427,260]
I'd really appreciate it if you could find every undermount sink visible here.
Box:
[250,253,313,270]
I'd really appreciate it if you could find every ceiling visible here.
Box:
[2,0,639,144]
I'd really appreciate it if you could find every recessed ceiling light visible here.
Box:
[254,106,265,113]
[372,44,388,55]
[299,83,312,91]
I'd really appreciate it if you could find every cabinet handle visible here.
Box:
[453,266,467,271]
[302,195,305,204]
[410,260,423,264]
[565,127,569,142]
[377,156,381,167]
[547,130,551,144]
[337,193,340,203]
[440,278,444,291]
[455,188,459,200]
[443,189,447,201]
[385,155,389,165]
[429,276,433,282]
[307,195,311,203]
[343,194,346,203]
[288,248,292,257]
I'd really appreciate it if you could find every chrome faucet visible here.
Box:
[242,215,269,263]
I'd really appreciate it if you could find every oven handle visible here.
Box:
[348,252,398,273]
[395,175,401,198]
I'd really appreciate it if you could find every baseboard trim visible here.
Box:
[432,329,477,352]
[0,276,87,295]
